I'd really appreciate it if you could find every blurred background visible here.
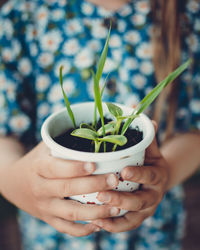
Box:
[0,0,199,249]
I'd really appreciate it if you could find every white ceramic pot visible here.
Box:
[41,102,155,216]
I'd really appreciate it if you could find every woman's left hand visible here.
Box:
[92,130,170,233]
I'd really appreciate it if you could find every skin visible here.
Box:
[0,0,199,238]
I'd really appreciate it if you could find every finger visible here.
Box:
[97,189,159,211]
[49,217,101,237]
[145,133,162,160]
[49,199,120,221]
[41,173,119,197]
[121,165,162,185]
[92,211,146,233]
[37,157,95,179]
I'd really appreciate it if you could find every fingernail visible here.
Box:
[98,192,111,203]
[84,162,95,173]
[110,207,120,216]
[125,171,133,179]
[107,174,118,188]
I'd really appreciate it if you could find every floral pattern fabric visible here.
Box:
[0,0,200,249]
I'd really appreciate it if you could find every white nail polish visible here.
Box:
[84,162,94,173]
[110,207,120,216]
[107,174,118,188]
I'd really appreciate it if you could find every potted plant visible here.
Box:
[41,26,191,216]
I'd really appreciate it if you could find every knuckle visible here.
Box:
[148,169,157,184]
[135,199,145,211]
[60,181,71,197]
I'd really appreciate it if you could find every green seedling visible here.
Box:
[59,24,192,153]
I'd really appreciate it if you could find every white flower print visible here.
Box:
[30,44,38,57]
[1,47,14,62]
[35,6,49,29]
[19,1,36,12]
[118,4,132,16]
[118,20,126,33]
[111,49,122,63]
[38,103,50,118]
[63,39,80,55]
[97,7,113,17]
[119,68,129,82]
[103,58,117,73]
[6,80,17,101]
[26,24,39,41]
[87,40,101,51]
[48,79,75,102]
[135,0,150,14]
[124,94,140,108]
[54,59,71,77]
[74,48,94,69]
[4,19,13,36]
[0,73,6,90]
[65,19,83,36]
[51,9,65,21]
[124,30,140,45]
[0,93,5,107]
[109,34,122,48]
[140,61,153,75]
[91,20,107,38]
[186,34,199,52]
[187,0,200,13]
[132,74,147,89]
[38,52,54,68]
[1,1,13,15]
[41,30,63,52]
[194,19,200,32]
[81,2,94,16]
[0,19,3,39]
[0,110,7,123]
[190,99,200,114]
[136,42,152,59]
[124,58,138,70]
[9,114,30,133]
[51,103,64,113]
[12,40,21,57]
[18,58,32,76]
[36,75,51,92]
[58,0,67,7]
[131,14,146,26]
[44,0,57,5]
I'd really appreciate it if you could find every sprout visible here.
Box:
[59,23,192,153]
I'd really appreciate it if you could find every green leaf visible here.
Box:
[106,102,123,118]
[100,73,110,96]
[97,122,116,136]
[71,128,98,141]
[59,66,76,128]
[135,59,192,115]
[99,135,127,146]
[96,25,111,82]
[92,70,105,131]
[121,59,192,135]
[80,123,96,131]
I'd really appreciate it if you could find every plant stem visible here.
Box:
[95,141,102,153]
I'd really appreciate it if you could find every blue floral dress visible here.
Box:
[0,0,200,249]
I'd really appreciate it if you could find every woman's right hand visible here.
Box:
[0,142,119,236]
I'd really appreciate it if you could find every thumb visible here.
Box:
[145,120,161,159]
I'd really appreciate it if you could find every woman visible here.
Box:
[0,0,200,249]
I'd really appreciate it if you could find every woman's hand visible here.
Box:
[92,131,170,233]
[0,142,120,236]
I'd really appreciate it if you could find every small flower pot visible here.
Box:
[41,102,155,216]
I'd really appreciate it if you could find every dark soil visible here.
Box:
[54,118,143,153]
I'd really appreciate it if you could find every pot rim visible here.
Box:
[41,102,155,162]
